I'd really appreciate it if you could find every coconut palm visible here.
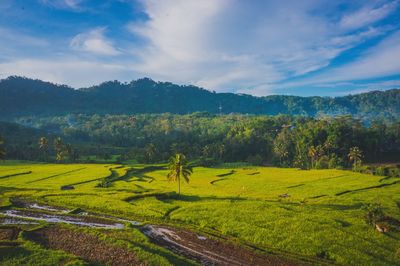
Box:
[145,143,157,163]
[39,137,48,150]
[348,146,363,168]
[38,137,48,160]
[54,137,64,162]
[167,153,193,195]
[308,146,317,168]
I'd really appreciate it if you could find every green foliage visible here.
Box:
[167,153,193,195]
[3,114,399,168]
[364,203,385,226]
[1,76,400,122]
[1,162,400,265]
[348,147,363,170]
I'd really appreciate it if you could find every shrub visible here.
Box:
[375,166,387,176]
[246,154,263,166]
[315,155,329,169]
[364,203,385,226]
[388,167,400,178]
[97,178,111,188]
[316,250,333,261]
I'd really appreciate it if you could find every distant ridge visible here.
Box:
[0,76,399,121]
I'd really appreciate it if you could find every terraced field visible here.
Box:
[0,161,399,265]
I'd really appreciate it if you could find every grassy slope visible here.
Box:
[0,162,399,265]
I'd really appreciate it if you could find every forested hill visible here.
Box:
[1,76,399,121]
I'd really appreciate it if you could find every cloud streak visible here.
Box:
[70,27,121,56]
[0,0,399,95]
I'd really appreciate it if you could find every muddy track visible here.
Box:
[2,200,315,265]
[141,225,303,266]
[26,226,146,266]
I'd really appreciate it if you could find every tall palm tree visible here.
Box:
[38,137,48,160]
[167,153,193,195]
[54,137,64,162]
[39,137,48,150]
[308,146,317,168]
[0,136,6,160]
[348,146,363,168]
[145,143,157,163]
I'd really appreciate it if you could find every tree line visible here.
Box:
[3,113,398,170]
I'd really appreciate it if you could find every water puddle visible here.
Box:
[0,217,39,225]
[75,210,140,226]
[1,210,125,229]
[27,203,70,213]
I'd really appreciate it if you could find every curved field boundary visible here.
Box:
[68,166,126,187]
[210,178,228,185]
[27,168,86,183]
[335,180,400,196]
[0,171,32,179]
[216,170,235,177]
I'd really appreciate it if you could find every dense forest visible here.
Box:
[1,76,399,122]
[1,114,399,173]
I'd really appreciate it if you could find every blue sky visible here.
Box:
[0,0,399,96]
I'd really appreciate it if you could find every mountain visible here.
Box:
[0,76,399,121]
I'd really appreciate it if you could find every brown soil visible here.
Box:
[0,227,20,241]
[142,225,306,266]
[27,226,146,266]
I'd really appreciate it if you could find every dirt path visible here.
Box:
[142,225,302,266]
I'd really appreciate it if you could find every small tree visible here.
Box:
[167,153,193,195]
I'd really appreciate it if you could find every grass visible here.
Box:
[0,161,399,265]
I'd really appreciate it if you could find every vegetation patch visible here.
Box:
[26,225,145,266]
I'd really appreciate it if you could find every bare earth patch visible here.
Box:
[142,225,303,266]
[27,226,146,266]
[0,227,20,241]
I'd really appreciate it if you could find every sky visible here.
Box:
[0,0,400,96]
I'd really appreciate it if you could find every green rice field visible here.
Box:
[0,161,399,265]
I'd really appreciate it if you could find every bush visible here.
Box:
[97,178,111,188]
[315,155,329,169]
[375,166,387,176]
[364,203,385,226]
[388,167,400,178]
[246,154,263,166]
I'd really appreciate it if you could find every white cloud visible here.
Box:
[340,1,398,30]
[126,0,396,94]
[274,30,400,92]
[40,0,83,10]
[1,0,398,95]
[70,28,121,56]
[0,58,133,88]
[311,30,400,83]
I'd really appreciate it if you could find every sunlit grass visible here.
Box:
[0,161,399,265]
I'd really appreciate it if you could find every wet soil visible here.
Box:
[26,226,146,266]
[142,225,303,266]
[1,209,125,229]
[0,227,20,241]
